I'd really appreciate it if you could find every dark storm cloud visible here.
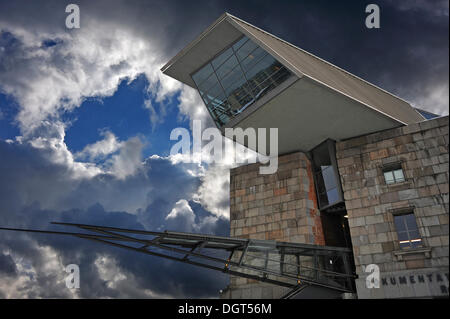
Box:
[0,139,229,298]
[0,0,447,115]
[0,253,17,276]
[209,0,448,114]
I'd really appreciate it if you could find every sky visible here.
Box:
[0,0,448,298]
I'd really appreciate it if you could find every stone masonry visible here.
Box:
[223,151,325,298]
[336,115,449,298]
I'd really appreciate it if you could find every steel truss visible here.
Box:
[0,222,356,295]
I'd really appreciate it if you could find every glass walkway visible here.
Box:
[0,222,356,298]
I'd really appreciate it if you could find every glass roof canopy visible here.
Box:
[192,36,293,127]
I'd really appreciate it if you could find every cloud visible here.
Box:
[75,130,123,161]
[108,136,144,179]
[0,2,183,137]
[166,199,197,232]
[0,253,17,277]
[195,165,230,219]
[0,138,229,298]
[0,0,240,299]
[143,99,165,130]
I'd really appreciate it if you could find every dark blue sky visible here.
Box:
[63,75,188,158]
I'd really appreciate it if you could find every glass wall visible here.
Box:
[191,36,294,127]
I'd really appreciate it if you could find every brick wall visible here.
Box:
[224,151,325,298]
[336,116,449,298]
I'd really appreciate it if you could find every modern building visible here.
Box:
[162,13,449,299]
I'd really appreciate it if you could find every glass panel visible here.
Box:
[221,67,247,96]
[399,241,411,249]
[405,214,418,231]
[270,66,292,86]
[408,230,421,241]
[207,92,227,110]
[384,171,395,184]
[395,213,422,250]
[235,38,258,61]
[393,169,405,182]
[318,192,329,207]
[191,37,293,127]
[322,166,337,191]
[192,63,214,87]
[311,140,343,209]
[211,47,234,69]
[315,172,327,194]
[228,83,253,106]
[326,188,339,205]
[203,82,224,104]
[232,36,248,52]
[216,55,239,79]
[240,47,267,73]
[397,231,409,241]
[245,54,276,81]
[230,92,254,113]
[197,72,220,95]
[394,215,406,232]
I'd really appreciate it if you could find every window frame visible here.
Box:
[382,162,406,185]
[392,210,423,250]
[189,35,294,128]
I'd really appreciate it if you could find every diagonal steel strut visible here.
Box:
[0,222,356,293]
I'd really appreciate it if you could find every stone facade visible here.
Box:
[222,115,448,299]
[336,115,449,298]
[224,151,325,298]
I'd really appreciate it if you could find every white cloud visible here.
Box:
[0,14,181,137]
[411,83,449,116]
[177,86,210,126]
[26,120,102,179]
[75,130,123,161]
[0,245,78,299]
[194,165,230,219]
[108,136,144,180]
[166,199,197,232]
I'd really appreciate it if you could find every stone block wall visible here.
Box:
[336,116,449,298]
[223,151,325,298]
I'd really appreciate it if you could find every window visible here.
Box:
[191,36,294,127]
[311,140,343,209]
[394,213,423,249]
[383,164,405,184]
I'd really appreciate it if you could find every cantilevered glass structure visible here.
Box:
[191,36,293,127]
[162,13,424,154]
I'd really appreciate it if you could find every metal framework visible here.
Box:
[0,222,356,296]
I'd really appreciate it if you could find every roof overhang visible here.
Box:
[222,76,402,154]
[161,13,243,88]
[161,13,425,155]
